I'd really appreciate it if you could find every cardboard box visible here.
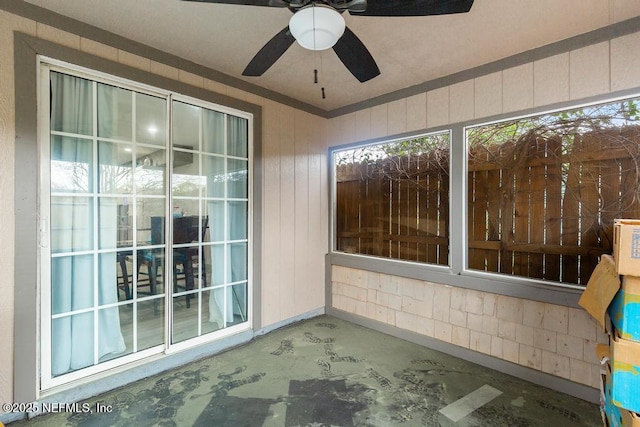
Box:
[599,345,613,425]
[603,362,625,427]
[607,403,640,427]
[609,276,640,342]
[601,345,640,426]
[620,410,640,427]
[597,343,611,363]
[610,333,640,413]
[600,347,614,425]
[579,254,620,332]
[614,219,640,276]
[606,406,640,427]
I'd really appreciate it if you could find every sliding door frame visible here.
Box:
[37,57,254,391]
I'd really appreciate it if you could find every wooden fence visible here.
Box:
[336,126,640,286]
[336,151,449,265]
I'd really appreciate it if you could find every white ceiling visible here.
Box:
[24,0,640,112]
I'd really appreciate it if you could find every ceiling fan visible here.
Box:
[182,0,475,83]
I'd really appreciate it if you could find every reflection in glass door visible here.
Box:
[41,65,251,388]
[171,100,249,344]
[44,71,169,385]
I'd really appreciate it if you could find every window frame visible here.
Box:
[329,91,640,307]
[331,129,452,267]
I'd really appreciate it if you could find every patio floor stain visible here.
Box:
[9,316,602,426]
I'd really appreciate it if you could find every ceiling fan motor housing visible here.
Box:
[289,4,346,50]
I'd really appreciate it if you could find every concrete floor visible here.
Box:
[10,315,602,426]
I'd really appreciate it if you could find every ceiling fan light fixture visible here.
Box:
[289,5,345,51]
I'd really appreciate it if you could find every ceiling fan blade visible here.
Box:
[350,0,474,16]
[332,27,380,83]
[181,0,288,6]
[242,26,296,76]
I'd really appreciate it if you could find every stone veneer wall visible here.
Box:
[331,265,609,389]
[327,18,640,393]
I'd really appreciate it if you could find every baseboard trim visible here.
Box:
[256,307,326,336]
[326,307,599,404]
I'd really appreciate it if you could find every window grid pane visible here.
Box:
[466,99,640,286]
[49,72,167,378]
[171,100,249,344]
[334,132,450,265]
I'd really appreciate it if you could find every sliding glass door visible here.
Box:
[40,63,251,388]
[170,101,249,344]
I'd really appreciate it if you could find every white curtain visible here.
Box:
[227,117,248,321]
[50,73,125,376]
[208,287,225,325]
[206,234,247,325]
[207,212,239,325]
[206,115,248,326]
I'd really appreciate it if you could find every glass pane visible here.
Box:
[194,246,206,289]
[228,201,247,240]
[173,151,201,197]
[50,72,93,135]
[228,242,247,282]
[228,283,247,326]
[333,132,450,265]
[203,155,225,198]
[227,159,248,199]
[98,141,133,194]
[98,306,129,361]
[51,312,94,376]
[135,92,166,146]
[116,200,133,248]
[202,245,211,287]
[172,294,199,343]
[172,199,198,219]
[135,147,166,195]
[197,215,208,244]
[205,201,224,242]
[201,206,211,243]
[98,252,122,306]
[98,197,119,249]
[465,100,640,286]
[51,196,93,253]
[102,303,133,361]
[174,245,201,291]
[138,298,164,351]
[173,101,200,150]
[172,215,200,244]
[136,249,165,298]
[116,250,133,301]
[51,136,93,193]
[97,83,132,140]
[203,109,224,154]
[51,255,94,315]
[202,289,223,332]
[227,115,248,158]
[137,199,165,246]
[210,244,224,286]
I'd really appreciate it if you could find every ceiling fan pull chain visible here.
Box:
[314,69,318,84]
[322,87,326,99]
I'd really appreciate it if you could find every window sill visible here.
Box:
[329,251,584,308]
